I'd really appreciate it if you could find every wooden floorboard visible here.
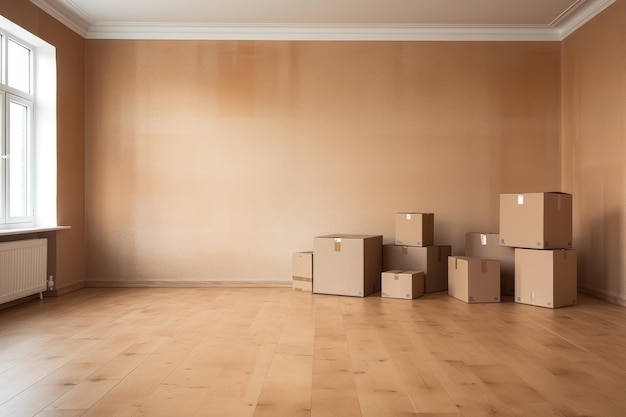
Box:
[0,288,625,417]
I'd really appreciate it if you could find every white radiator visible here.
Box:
[0,239,48,305]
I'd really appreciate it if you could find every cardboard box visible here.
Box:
[499,192,573,249]
[382,245,451,293]
[381,270,424,300]
[395,213,434,247]
[313,234,382,297]
[292,251,313,292]
[448,256,500,303]
[515,248,577,308]
[465,232,515,296]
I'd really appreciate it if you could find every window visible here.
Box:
[1,32,34,225]
[0,16,57,230]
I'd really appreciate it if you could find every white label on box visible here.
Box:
[480,234,487,245]
[518,194,524,205]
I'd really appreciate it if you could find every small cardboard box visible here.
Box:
[499,192,573,249]
[395,213,434,247]
[448,256,501,303]
[313,234,382,297]
[465,232,515,296]
[292,251,313,292]
[382,245,451,293]
[515,248,577,309]
[381,270,424,300]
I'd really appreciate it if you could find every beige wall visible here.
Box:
[562,1,626,304]
[85,40,561,284]
[0,1,85,292]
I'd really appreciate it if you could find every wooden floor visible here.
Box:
[1,288,626,417]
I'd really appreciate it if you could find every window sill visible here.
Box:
[0,225,71,237]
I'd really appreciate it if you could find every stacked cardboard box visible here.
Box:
[313,234,382,297]
[514,248,577,308]
[465,233,514,296]
[395,213,434,246]
[448,256,500,303]
[499,192,577,308]
[383,213,451,293]
[292,251,313,292]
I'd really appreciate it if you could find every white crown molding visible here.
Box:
[85,23,562,41]
[556,0,616,40]
[28,0,616,42]
[29,0,89,37]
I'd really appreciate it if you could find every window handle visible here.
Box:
[0,155,10,159]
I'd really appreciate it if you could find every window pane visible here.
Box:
[0,93,4,222]
[8,39,31,93]
[8,100,30,217]
[0,34,4,85]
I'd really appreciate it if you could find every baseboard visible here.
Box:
[45,281,86,297]
[579,286,626,307]
[84,280,292,289]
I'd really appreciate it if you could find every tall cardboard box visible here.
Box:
[395,213,434,247]
[448,256,500,303]
[382,245,451,293]
[381,270,424,300]
[313,234,382,297]
[465,232,515,296]
[292,251,313,292]
[499,192,573,249]
[515,248,577,308]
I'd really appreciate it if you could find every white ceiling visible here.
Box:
[29,0,616,41]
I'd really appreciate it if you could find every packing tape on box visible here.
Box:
[480,234,487,245]
[402,246,408,255]
[406,213,412,220]
[293,276,312,283]
[481,261,487,273]
[518,194,524,205]
[334,238,341,252]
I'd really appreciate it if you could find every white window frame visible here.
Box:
[1,30,35,226]
[0,89,4,224]
[0,16,57,230]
